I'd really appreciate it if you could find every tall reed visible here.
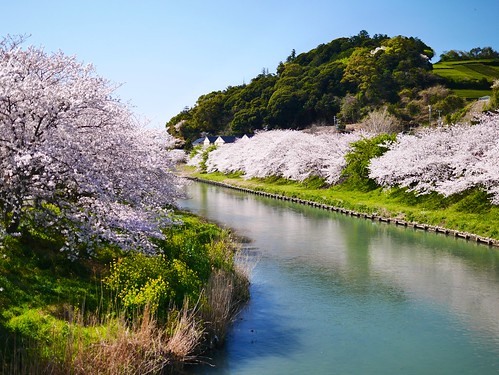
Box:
[1,260,252,374]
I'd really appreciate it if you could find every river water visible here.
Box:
[180,181,499,374]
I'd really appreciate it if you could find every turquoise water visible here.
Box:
[180,182,499,374]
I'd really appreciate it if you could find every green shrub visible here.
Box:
[342,134,396,191]
[259,176,293,185]
[6,309,63,343]
[492,79,499,109]
[302,176,328,189]
[189,145,203,158]
[199,145,217,173]
[105,214,237,315]
[208,233,236,272]
[106,254,178,314]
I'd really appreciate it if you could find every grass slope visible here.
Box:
[433,59,499,98]
[190,170,499,242]
[0,212,249,373]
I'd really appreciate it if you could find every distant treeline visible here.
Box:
[439,47,499,62]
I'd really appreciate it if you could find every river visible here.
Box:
[180,181,499,374]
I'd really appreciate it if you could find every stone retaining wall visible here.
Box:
[187,177,499,248]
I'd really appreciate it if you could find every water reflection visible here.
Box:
[367,227,499,339]
[180,182,499,374]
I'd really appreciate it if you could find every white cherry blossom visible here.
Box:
[0,37,184,256]
[205,130,362,184]
[369,113,499,203]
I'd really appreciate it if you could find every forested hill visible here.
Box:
[166,31,498,147]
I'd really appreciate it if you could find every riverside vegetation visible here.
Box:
[187,113,499,243]
[0,36,250,374]
[0,212,250,374]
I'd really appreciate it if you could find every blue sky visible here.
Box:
[2,0,498,128]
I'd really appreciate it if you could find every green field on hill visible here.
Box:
[433,59,499,81]
[451,89,493,99]
[433,59,499,98]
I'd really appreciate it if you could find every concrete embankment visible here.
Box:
[187,177,499,248]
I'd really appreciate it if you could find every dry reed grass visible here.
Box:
[71,303,204,375]
[2,242,255,374]
[201,251,254,348]
[2,303,204,375]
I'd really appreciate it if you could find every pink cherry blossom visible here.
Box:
[203,129,362,184]
[0,36,184,256]
[193,111,499,206]
[369,113,499,203]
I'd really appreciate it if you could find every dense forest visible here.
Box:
[167,31,498,147]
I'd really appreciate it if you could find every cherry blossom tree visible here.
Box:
[369,113,499,203]
[318,132,363,184]
[200,112,499,206]
[0,36,184,256]
[205,130,362,184]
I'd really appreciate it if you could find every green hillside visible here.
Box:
[166,32,498,147]
[433,59,499,98]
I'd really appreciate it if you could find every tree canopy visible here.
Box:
[0,36,183,257]
[439,47,499,62]
[167,31,442,147]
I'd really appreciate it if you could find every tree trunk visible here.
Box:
[6,214,20,234]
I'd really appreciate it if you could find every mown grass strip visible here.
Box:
[433,59,499,82]
[188,170,499,244]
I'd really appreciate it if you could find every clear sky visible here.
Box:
[2,0,498,128]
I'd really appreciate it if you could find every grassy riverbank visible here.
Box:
[187,168,499,243]
[0,211,249,374]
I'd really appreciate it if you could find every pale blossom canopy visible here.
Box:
[191,112,499,206]
[0,36,184,256]
[201,129,362,184]
[369,113,499,204]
